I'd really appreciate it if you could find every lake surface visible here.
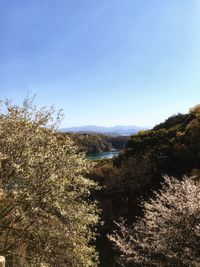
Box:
[87,150,120,160]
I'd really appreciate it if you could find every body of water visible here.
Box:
[87,150,120,160]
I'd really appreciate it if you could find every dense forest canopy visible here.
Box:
[121,107,200,176]
[63,132,128,154]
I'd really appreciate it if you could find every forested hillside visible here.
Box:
[120,106,200,176]
[90,105,200,266]
[64,133,128,153]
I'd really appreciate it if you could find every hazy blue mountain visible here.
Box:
[60,125,147,135]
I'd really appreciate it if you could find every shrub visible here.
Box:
[109,176,200,267]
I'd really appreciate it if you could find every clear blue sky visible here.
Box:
[0,0,200,127]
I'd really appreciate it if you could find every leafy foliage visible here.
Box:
[0,98,99,266]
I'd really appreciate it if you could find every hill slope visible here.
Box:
[62,132,128,153]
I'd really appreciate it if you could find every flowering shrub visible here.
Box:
[0,98,99,266]
[109,176,200,267]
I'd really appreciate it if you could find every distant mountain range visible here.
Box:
[60,125,147,135]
